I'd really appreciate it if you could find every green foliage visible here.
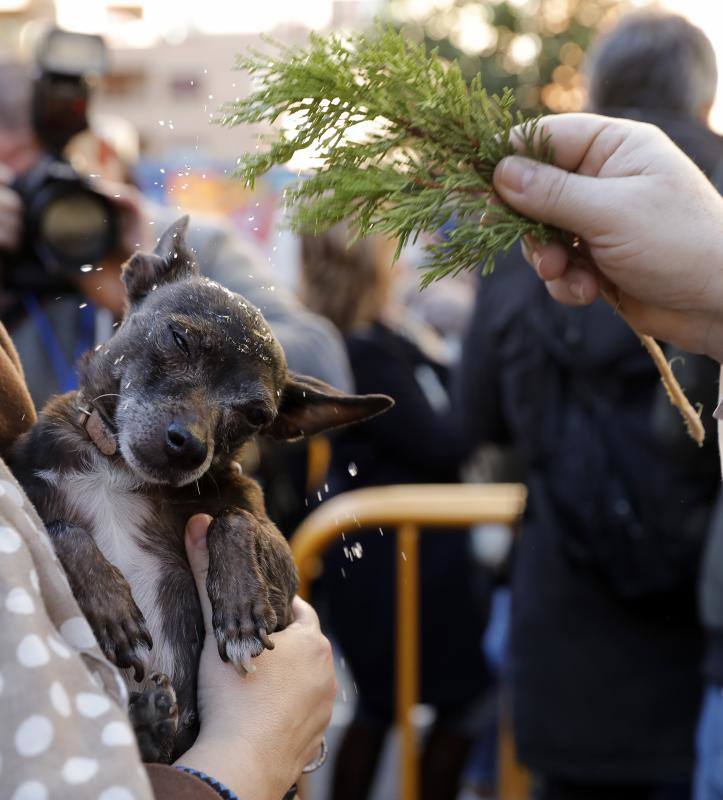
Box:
[222,25,555,286]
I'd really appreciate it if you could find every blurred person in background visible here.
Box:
[0,56,352,411]
[457,12,722,800]
[299,226,494,800]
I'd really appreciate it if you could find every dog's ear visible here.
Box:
[268,372,393,441]
[122,216,200,309]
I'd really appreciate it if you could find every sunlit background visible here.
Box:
[0,0,719,357]
[1,1,722,146]
[0,0,719,318]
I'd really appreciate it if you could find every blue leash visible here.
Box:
[22,294,96,393]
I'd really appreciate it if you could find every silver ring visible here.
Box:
[302,737,328,773]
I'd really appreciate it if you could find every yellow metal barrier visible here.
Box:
[290,483,529,800]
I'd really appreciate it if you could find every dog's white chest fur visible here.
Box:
[41,454,175,686]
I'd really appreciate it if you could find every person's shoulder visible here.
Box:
[344,321,412,365]
[346,321,391,353]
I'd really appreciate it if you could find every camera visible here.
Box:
[6,28,118,293]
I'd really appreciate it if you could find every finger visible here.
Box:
[290,596,321,631]
[0,187,22,214]
[89,177,142,210]
[493,156,605,238]
[508,113,626,172]
[544,267,601,306]
[522,238,571,282]
[0,163,16,187]
[184,514,214,634]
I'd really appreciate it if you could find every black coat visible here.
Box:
[457,245,721,781]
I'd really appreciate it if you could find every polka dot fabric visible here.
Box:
[0,460,154,799]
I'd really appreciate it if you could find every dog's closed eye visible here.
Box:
[244,404,270,428]
[170,327,191,359]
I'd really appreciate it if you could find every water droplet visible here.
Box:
[347,462,358,477]
[80,264,93,273]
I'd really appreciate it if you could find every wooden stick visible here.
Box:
[600,285,704,445]
[637,332,705,445]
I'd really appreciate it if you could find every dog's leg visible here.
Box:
[129,673,179,763]
[48,521,153,680]
[206,509,297,674]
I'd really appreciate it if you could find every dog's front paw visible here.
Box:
[207,509,296,675]
[80,565,153,681]
[210,577,278,675]
[129,673,178,763]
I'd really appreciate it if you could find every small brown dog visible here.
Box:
[9,217,392,762]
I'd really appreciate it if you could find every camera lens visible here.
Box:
[39,192,112,265]
[10,156,119,289]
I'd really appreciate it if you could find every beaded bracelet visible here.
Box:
[176,766,299,800]
[175,766,241,800]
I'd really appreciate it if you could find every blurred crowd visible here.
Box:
[2,7,723,800]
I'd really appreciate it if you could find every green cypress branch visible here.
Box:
[220,25,706,445]
[220,25,554,286]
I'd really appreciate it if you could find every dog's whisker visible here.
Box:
[92,393,123,403]
[207,470,221,500]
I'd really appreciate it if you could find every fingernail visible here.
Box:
[497,157,536,194]
[532,250,544,273]
[569,282,585,303]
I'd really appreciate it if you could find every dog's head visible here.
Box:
[81,217,392,487]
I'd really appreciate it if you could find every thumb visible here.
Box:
[185,514,214,634]
[493,156,602,237]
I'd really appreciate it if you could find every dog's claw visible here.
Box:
[138,623,153,650]
[217,639,229,663]
[131,658,145,684]
[258,627,274,650]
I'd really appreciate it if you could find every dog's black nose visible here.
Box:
[165,422,208,469]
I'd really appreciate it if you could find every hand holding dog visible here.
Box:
[492,113,723,362]
[179,514,336,800]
